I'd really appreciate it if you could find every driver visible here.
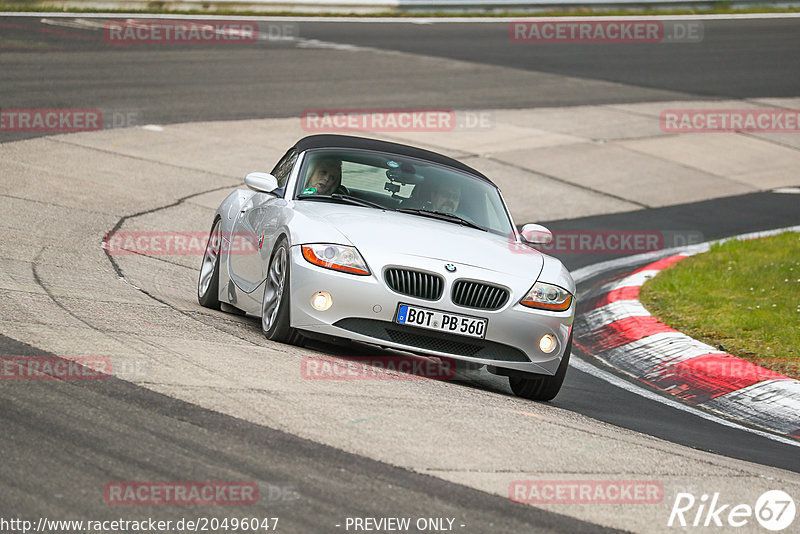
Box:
[304,157,342,195]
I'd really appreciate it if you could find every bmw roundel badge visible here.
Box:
[445,263,456,272]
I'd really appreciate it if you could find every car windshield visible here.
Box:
[294,148,514,235]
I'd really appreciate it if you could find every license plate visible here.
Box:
[395,303,487,339]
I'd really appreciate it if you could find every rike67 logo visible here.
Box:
[668,490,795,531]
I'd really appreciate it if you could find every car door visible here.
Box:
[228,149,298,293]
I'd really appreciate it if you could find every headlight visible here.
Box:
[520,281,573,311]
[301,244,370,276]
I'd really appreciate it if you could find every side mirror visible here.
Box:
[520,224,553,245]
[244,172,279,193]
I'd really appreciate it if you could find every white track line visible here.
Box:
[572,225,800,284]
[571,224,800,447]
[570,356,800,448]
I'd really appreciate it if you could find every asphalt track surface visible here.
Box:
[298,19,800,100]
[0,334,611,533]
[1,16,799,142]
[1,15,799,532]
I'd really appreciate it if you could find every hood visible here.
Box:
[293,202,544,277]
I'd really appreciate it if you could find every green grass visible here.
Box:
[2,2,800,17]
[639,232,800,380]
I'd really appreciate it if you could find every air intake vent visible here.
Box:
[452,280,509,310]
[384,268,443,301]
[333,318,529,362]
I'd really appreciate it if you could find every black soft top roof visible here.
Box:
[293,134,491,183]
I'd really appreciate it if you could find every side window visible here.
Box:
[270,149,298,188]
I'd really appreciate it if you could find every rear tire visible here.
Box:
[261,238,304,346]
[509,333,572,401]
[197,218,222,310]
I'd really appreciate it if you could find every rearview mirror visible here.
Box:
[520,224,553,245]
[245,172,279,193]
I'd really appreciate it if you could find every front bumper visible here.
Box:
[288,246,574,375]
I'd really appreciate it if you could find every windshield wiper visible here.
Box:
[395,208,486,232]
[297,194,385,210]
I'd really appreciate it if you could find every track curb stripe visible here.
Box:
[589,285,642,309]
[576,249,800,441]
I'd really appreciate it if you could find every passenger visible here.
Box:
[430,181,461,214]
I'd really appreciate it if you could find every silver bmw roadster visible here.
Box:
[198,135,575,400]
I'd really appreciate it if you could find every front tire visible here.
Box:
[261,239,304,346]
[509,333,572,401]
[198,218,222,310]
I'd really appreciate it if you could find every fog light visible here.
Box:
[539,334,556,353]
[311,291,332,311]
